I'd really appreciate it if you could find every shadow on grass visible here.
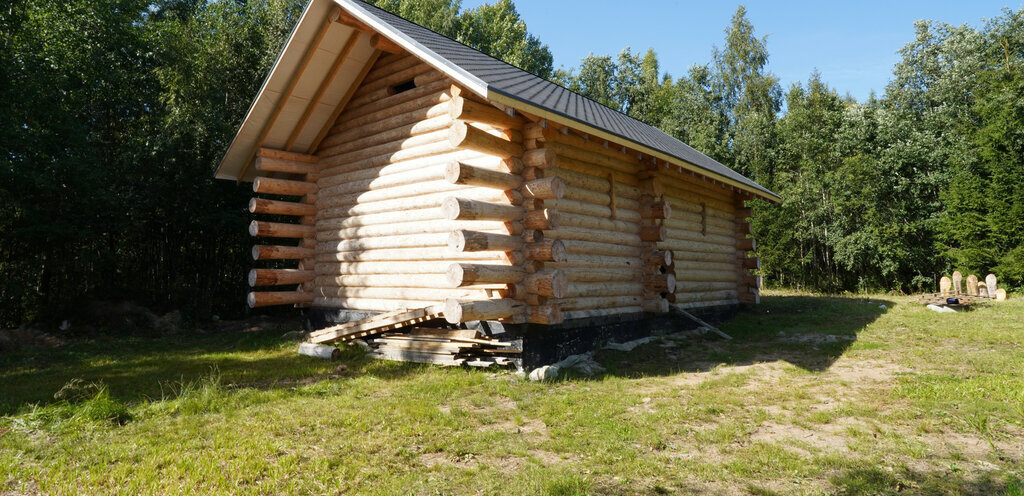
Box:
[592,293,897,379]
[0,325,428,416]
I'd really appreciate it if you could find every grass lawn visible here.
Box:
[2,291,1023,495]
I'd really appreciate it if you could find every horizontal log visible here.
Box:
[253,177,317,196]
[663,195,735,221]
[320,164,447,197]
[672,290,738,303]
[549,266,640,282]
[548,253,641,269]
[327,100,451,154]
[317,179,467,210]
[524,208,559,230]
[664,227,736,247]
[370,33,402,54]
[252,244,315,261]
[675,281,737,292]
[522,148,557,168]
[559,239,640,257]
[675,299,740,310]
[442,197,524,221]
[449,96,520,129]
[566,282,643,298]
[314,296,446,312]
[675,261,737,273]
[545,226,641,246]
[660,239,736,254]
[249,198,317,217]
[738,290,760,304]
[254,156,318,176]
[447,263,525,286]
[317,220,512,241]
[522,177,566,199]
[249,268,315,287]
[559,295,642,311]
[321,128,450,171]
[316,247,516,263]
[547,168,641,199]
[445,161,522,190]
[248,291,312,308]
[352,62,435,100]
[663,218,735,238]
[743,257,760,270]
[318,207,444,230]
[320,134,454,173]
[547,141,637,174]
[546,198,641,223]
[444,298,524,323]
[316,274,489,289]
[314,260,510,275]
[318,233,449,252]
[321,183,521,217]
[524,239,567,262]
[315,285,487,301]
[563,186,639,211]
[449,121,523,158]
[449,230,523,252]
[522,269,568,298]
[662,185,734,214]
[321,115,453,160]
[320,148,479,183]
[553,155,639,186]
[737,238,756,251]
[559,211,639,234]
[258,148,318,163]
[563,307,643,320]
[249,221,314,239]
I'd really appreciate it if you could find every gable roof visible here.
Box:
[216,0,779,202]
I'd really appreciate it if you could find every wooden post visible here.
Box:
[448,120,523,158]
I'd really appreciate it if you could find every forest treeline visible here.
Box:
[1,0,1021,326]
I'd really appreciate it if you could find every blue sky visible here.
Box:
[462,0,1022,102]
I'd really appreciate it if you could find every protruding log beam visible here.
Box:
[254,156,318,176]
[369,33,403,54]
[444,161,523,190]
[258,148,318,163]
[528,304,563,324]
[449,96,519,129]
[740,273,760,288]
[524,239,567,262]
[247,291,314,308]
[522,177,566,199]
[253,177,317,196]
[249,198,317,217]
[252,245,315,260]
[249,221,315,239]
[336,11,373,32]
[522,148,557,168]
[639,225,667,242]
[742,257,760,270]
[248,269,315,287]
[642,299,670,313]
[447,264,525,287]
[523,208,560,230]
[735,207,753,220]
[444,298,524,324]
[523,122,555,141]
[442,197,524,221]
[522,269,568,298]
[643,273,677,293]
[643,250,672,267]
[641,201,671,219]
[738,289,760,304]
[449,230,523,252]
[737,238,757,251]
[448,120,523,158]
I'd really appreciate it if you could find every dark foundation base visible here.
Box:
[304,305,739,370]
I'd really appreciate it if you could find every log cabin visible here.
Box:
[215,0,779,366]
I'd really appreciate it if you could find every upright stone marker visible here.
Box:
[939,276,951,295]
[966,274,979,296]
[985,274,998,298]
[952,271,963,295]
[996,288,1007,301]
[978,282,988,297]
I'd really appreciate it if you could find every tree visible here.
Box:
[458,0,553,78]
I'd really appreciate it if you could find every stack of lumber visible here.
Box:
[369,327,517,367]
[305,306,517,368]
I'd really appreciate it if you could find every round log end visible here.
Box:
[446,263,467,287]
[665,273,677,293]
[443,161,463,184]
[443,298,464,324]
[550,240,567,263]
[248,220,260,237]
[550,270,569,299]
[247,269,258,287]
[251,177,263,193]
[251,245,261,261]
[549,177,567,199]
[447,120,468,147]
[248,198,259,213]
[441,196,462,220]
[448,95,465,120]
[246,292,257,308]
[545,209,561,229]
[448,230,468,252]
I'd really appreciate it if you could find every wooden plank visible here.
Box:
[308,305,444,344]
[285,31,361,151]
[370,350,466,366]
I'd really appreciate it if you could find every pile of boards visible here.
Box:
[919,271,1007,306]
[305,306,517,368]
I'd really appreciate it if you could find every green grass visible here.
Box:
[2,291,1023,494]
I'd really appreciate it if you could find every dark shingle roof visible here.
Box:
[348,1,777,199]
